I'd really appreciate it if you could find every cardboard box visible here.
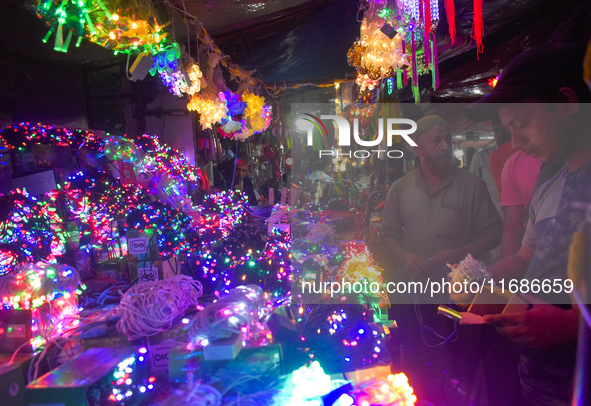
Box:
[168,343,283,393]
[0,163,12,194]
[75,149,108,170]
[126,229,160,261]
[31,144,73,169]
[26,347,155,406]
[126,259,164,283]
[10,150,36,175]
[0,310,35,353]
[0,353,33,406]
[12,169,56,196]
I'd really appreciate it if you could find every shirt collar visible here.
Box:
[414,165,455,196]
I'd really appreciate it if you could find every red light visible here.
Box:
[148,376,156,383]
[488,77,498,87]
[109,394,117,402]
[0,328,4,335]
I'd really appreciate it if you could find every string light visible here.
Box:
[179,63,203,96]
[187,93,228,129]
[0,189,62,271]
[116,275,203,341]
[108,348,157,403]
[126,202,192,258]
[0,262,85,349]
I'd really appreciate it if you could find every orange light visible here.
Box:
[488,77,498,87]
[148,376,156,383]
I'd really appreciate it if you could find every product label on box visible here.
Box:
[128,237,149,255]
[6,324,26,338]
[139,266,159,282]
[150,343,174,371]
[102,270,117,280]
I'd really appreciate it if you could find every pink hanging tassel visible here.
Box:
[424,0,432,34]
[432,34,439,89]
[411,32,418,87]
[472,0,484,58]
[445,0,456,44]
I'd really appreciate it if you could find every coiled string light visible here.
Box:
[116,275,203,341]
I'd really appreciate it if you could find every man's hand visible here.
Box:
[483,304,579,348]
[404,253,428,275]
[427,249,462,271]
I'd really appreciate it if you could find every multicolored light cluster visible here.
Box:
[301,305,391,373]
[35,0,171,55]
[0,262,85,349]
[337,242,389,305]
[126,201,192,258]
[275,361,416,406]
[108,348,156,403]
[0,189,64,274]
[0,122,103,151]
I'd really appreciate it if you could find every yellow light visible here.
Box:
[111,14,119,21]
[131,22,138,29]
[108,32,116,40]
[335,82,340,89]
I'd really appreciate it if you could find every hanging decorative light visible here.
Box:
[187,93,228,129]
[347,2,408,81]
[180,63,203,96]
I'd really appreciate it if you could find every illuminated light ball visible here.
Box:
[242,92,266,120]
[187,94,228,129]
[180,63,203,96]
[111,14,119,22]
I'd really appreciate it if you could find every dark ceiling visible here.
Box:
[1,0,590,107]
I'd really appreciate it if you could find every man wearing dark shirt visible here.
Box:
[466,43,591,406]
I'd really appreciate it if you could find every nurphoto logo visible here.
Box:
[300,113,418,159]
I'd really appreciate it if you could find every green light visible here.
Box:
[42,29,53,44]
[248,261,255,267]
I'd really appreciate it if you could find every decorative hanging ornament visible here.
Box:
[34,0,171,55]
[347,2,408,80]
[355,73,380,91]
[179,63,203,96]
[187,93,228,129]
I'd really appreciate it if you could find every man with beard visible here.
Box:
[381,115,502,404]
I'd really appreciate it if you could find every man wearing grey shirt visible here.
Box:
[467,43,591,406]
[381,115,502,404]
